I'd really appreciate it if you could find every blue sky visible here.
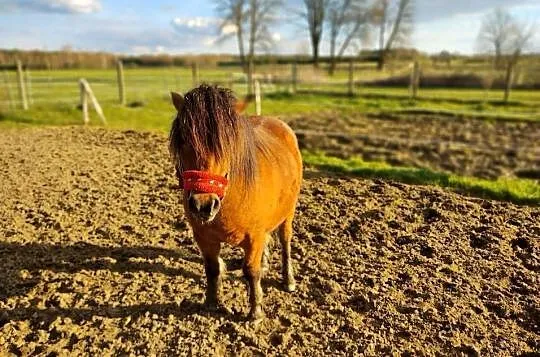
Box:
[0,0,539,55]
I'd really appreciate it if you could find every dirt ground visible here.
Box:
[286,112,540,180]
[0,127,538,356]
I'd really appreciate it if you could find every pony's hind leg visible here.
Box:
[278,214,296,292]
[194,235,228,313]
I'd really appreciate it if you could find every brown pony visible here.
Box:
[168,84,302,322]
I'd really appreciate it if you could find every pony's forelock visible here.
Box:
[168,84,257,190]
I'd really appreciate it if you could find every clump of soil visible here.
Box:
[286,112,540,179]
[0,127,538,356]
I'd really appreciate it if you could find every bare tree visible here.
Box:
[214,0,281,72]
[477,8,536,102]
[214,0,248,70]
[301,0,329,67]
[477,8,517,69]
[503,21,535,102]
[372,0,414,70]
[246,0,283,64]
[326,0,368,75]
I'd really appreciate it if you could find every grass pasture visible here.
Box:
[0,65,539,206]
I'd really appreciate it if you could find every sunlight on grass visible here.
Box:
[303,151,540,205]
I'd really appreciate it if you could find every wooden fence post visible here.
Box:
[254,80,261,115]
[410,61,420,99]
[16,60,28,110]
[24,67,33,106]
[348,59,354,96]
[291,61,297,94]
[192,63,199,88]
[504,62,515,103]
[79,78,107,125]
[3,70,14,110]
[80,80,89,125]
[116,60,126,105]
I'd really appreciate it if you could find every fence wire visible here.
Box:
[1,63,539,110]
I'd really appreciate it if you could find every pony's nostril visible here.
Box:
[201,203,212,216]
[189,196,200,213]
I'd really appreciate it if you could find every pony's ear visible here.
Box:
[171,92,184,112]
[234,94,254,114]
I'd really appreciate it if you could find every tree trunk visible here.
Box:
[329,35,336,75]
[311,35,320,68]
[329,58,336,76]
[236,28,246,72]
[377,0,388,71]
[494,44,502,70]
[377,50,386,70]
[503,61,514,103]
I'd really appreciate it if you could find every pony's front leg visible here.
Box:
[194,236,227,312]
[241,237,265,322]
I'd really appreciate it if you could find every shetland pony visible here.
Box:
[169,84,302,322]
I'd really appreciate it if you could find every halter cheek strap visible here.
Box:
[181,170,229,199]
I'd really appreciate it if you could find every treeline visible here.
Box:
[1,47,538,70]
[0,49,235,69]
[0,47,431,69]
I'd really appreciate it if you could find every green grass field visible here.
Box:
[303,152,540,206]
[1,67,538,205]
[3,66,540,114]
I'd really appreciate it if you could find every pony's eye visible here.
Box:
[224,173,229,179]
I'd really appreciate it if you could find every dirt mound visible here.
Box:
[286,112,540,179]
[0,127,538,356]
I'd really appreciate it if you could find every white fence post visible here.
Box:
[116,60,126,105]
[79,78,107,125]
[16,60,28,110]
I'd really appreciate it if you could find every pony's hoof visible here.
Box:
[204,302,232,315]
[247,307,265,325]
[246,314,264,327]
[245,317,263,328]
[284,281,296,292]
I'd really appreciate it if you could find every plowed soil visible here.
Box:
[0,127,538,356]
[287,112,540,179]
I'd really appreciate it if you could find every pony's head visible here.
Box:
[169,84,255,223]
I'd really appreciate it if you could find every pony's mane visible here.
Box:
[169,84,260,189]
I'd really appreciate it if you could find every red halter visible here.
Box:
[181,170,228,199]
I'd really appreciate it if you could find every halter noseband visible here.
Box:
[180,170,229,199]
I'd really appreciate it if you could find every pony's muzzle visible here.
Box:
[188,193,221,222]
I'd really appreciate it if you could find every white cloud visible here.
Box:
[221,23,238,35]
[1,0,101,13]
[203,37,217,46]
[172,17,217,29]
[272,33,281,42]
